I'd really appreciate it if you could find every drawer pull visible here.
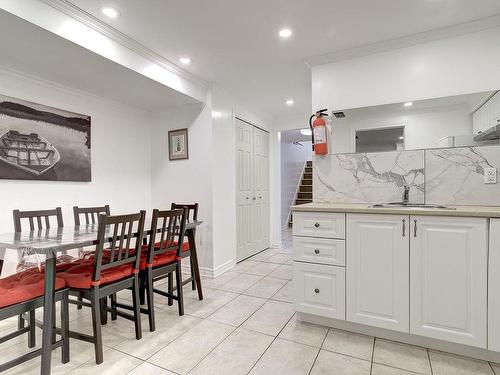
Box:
[314,288,320,294]
[314,222,320,228]
[314,249,320,254]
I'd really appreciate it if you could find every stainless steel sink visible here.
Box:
[370,202,455,210]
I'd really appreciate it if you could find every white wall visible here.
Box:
[312,26,500,111]
[331,105,473,153]
[280,140,312,227]
[0,67,152,231]
[150,100,214,272]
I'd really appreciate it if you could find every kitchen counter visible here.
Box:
[291,202,500,218]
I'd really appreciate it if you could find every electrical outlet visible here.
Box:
[484,167,497,184]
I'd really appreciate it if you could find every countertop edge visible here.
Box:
[291,204,500,218]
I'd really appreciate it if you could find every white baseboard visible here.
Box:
[183,258,236,279]
[298,313,500,363]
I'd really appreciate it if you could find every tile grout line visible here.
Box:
[369,336,376,375]
[308,327,330,375]
[427,348,434,375]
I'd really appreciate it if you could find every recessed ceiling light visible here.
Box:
[279,28,293,38]
[285,99,294,106]
[300,129,312,136]
[404,102,413,107]
[398,136,405,140]
[179,57,192,65]
[101,7,120,18]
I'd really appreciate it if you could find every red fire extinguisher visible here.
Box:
[309,109,328,155]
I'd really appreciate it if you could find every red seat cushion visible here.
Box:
[139,250,177,270]
[0,269,66,309]
[58,263,134,289]
[150,241,189,252]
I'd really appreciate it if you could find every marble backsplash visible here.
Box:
[314,146,500,206]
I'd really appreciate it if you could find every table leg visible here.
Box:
[187,229,203,300]
[41,255,56,375]
[0,246,5,276]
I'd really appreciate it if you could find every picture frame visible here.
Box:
[168,128,189,160]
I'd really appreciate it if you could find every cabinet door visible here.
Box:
[294,262,345,320]
[236,119,254,261]
[410,216,487,348]
[346,214,409,332]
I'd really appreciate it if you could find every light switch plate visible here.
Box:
[484,167,497,184]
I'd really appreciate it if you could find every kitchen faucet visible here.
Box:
[402,185,410,204]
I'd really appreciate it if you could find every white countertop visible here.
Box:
[291,202,500,218]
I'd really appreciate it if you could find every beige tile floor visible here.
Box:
[2,239,500,374]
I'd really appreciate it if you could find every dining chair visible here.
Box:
[170,203,198,292]
[73,205,110,226]
[57,211,146,364]
[73,205,111,313]
[0,268,69,372]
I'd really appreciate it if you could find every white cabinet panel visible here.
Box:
[346,214,409,332]
[294,262,345,320]
[410,216,487,348]
[489,219,500,352]
[293,212,345,239]
[293,236,345,266]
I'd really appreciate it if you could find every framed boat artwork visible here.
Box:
[168,128,189,160]
[0,94,91,181]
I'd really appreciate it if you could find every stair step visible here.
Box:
[306,160,312,167]
[303,172,312,179]
[295,199,312,205]
[300,185,312,192]
[298,192,312,199]
[302,179,312,186]
[305,167,312,173]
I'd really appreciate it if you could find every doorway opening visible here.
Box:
[280,129,313,247]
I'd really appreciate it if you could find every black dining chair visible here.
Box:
[57,211,146,364]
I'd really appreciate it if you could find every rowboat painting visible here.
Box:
[0,130,61,176]
[0,93,91,181]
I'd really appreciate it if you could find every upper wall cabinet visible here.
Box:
[346,214,409,332]
[473,91,500,135]
[410,216,487,348]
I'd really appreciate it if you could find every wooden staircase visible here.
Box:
[288,161,312,227]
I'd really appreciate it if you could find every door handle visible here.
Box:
[413,219,417,238]
[402,219,406,237]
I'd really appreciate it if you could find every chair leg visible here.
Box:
[139,275,146,305]
[18,314,24,330]
[175,262,184,316]
[190,256,196,291]
[132,275,143,340]
[61,291,70,364]
[52,301,57,343]
[100,297,108,325]
[167,272,174,306]
[90,290,104,364]
[77,293,83,310]
[28,310,36,348]
[110,293,118,321]
[145,271,155,332]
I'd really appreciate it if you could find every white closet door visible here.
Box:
[236,119,254,261]
[253,127,270,252]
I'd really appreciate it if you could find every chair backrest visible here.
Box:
[144,208,187,267]
[13,207,64,232]
[73,205,111,226]
[170,203,198,221]
[92,211,146,285]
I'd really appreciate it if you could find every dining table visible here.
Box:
[0,220,203,375]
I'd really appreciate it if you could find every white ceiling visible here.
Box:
[63,0,500,119]
[0,10,200,111]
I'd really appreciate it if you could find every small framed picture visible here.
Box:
[168,128,189,160]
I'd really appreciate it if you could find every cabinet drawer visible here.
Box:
[293,212,345,239]
[293,236,345,266]
[293,262,345,320]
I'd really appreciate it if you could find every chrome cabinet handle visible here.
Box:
[402,219,406,237]
[314,249,320,255]
[314,222,320,228]
[314,288,320,294]
[414,219,417,238]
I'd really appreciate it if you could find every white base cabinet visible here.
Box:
[489,219,500,351]
[346,214,409,332]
